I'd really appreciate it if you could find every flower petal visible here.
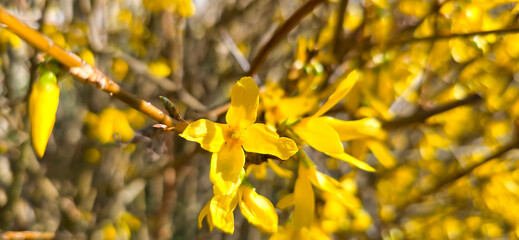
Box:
[268,159,294,179]
[366,140,396,168]
[320,117,386,141]
[210,192,240,234]
[313,70,359,117]
[198,200,214,231]
[239,186,279,233]
[294,118,343,154]
[276,193,294,209]
[180,119,225,152]
[226,77,259,130]
[326,152,375,172]
[242,123,298,160]
[210,143,245,195]
[293,173,314,229]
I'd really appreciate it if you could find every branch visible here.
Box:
[0,7,187,133]
[399,138,519,209]
[331,0,348,58]
[382,94,482,130]
[247,0,327,76]
[388,26,519,47]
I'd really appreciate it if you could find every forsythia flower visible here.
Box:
[29,68,60,158]
[291,70,376,171]
[180,77,298,195]
[198,184,278,234]
[84,108,136,144]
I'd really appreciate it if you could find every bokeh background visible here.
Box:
[1,0,519,239]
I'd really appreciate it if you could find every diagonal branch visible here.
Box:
[388,26,519,46]
[0,6,187,133]
[382,94,482,130]
[247,0,327,77]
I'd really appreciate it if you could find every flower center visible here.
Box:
[224,127,243,147]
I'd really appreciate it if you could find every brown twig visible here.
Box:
[331,0,348,58]
[382,94,483,130]
[1,231,55,240]
[247,0,327,76]
[0,7,187,132]
[387,26,519,47]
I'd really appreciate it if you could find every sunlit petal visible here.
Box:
[294,118,343,154]
[243,123,298,160]
[268,159,294,179]
[226,77,259,130]
[293,172,314,229]
[239,186,279,233]
[198,201,214,231]
[276,193,294,209]
[210,143,245,195]
[313,70,359,117]
[210,192,240,234]
[366,140,396,168]
[180,119,225,152]
[326,152,375,172]
[320,117,386,141]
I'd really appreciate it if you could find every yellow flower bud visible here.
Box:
[29,69,60,158]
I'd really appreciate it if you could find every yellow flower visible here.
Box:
[278,153,361,229]
[84,108,135,144]
[29,69,60,158]
[181,77,298,195]
[291,70,376,172]
[199,184,278,234]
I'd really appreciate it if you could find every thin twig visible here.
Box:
[0,7,187,132]
[387,26,519,47]
[219,29,251,72]
[1,231,55,240]
[247,0,327,76]
[382,94,483,130]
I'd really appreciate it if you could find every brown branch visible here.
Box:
[399,138,519,209]
[382,93,482,130]
[0,7,187,133]
[1,231,55,239]
[247,0,327,76]
[331,0,348,58]
[388,26,519,47]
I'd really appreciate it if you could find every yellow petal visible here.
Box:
[210,143,245,195]
[276,193,294,209]
[148,59,171,77]
[246,162,267,180]
[320,117,386,141]
[239,186,279,233]
[175,0,196,17]
[210,192,240,234]
[294,118,343,154]
[366,140,396,168]
[277,95,318,120]
[226,77,259,130]
[242,123,298,160]
[293,170,314,229]
[180,119,225,152]
[308,169,342,194]
[326,152,375,172]
[313,70,359,117]
[198,201,213,230]
[268,159,294,179]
